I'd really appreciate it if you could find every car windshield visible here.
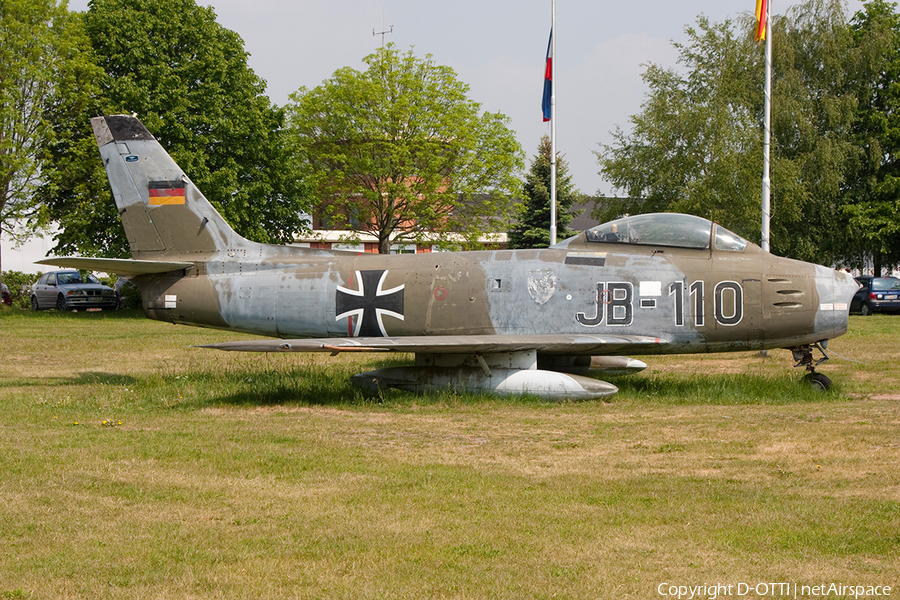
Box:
[584,213,747,251]
[57,272,101,285]
[872,277,900,291]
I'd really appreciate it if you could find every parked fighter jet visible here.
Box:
[40,115,860,399]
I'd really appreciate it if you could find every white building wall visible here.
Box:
[1,229,56,274]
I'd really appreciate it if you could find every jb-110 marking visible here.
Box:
[39,116,860,399]
[577,279,745,328]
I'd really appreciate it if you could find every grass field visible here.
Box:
[1,307,898,599]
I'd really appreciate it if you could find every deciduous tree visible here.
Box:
[595,16,763,236]
[0,0,87,279]
[287,44,523,254]
[595,0,863,266]
[40,0,309,258]
[843,0,900,274]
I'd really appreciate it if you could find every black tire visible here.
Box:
[56,294,68,312]
[860,303,872,316]
[804,372,832,391]
[31,296,40,311]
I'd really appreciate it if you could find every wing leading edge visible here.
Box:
[196,333,666,355]
[36,257,193,276]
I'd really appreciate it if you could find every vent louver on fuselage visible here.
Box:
[768,278,806,309]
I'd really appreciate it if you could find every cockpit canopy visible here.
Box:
[582,213,748,252]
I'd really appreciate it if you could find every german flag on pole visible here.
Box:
[755,0,768,41]
[148,180,186,205]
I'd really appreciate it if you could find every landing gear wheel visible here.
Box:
[56,294,68,312]
[804,372,832,391]
[791,343,833,392]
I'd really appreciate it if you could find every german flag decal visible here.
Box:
[148,180,186,205]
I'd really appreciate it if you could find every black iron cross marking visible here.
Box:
[335,270,405,337]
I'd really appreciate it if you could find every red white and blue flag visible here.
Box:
[542,29,552,122]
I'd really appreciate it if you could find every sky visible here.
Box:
[66,0,866,197]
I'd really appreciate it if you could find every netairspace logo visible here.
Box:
[656,582,893,599]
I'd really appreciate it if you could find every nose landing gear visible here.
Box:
[790,342,832,390]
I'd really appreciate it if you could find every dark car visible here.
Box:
[850,276,900,315]
[30,270,118,311]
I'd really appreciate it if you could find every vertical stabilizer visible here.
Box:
[91,115,252,260]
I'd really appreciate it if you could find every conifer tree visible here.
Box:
[508,136,579,249]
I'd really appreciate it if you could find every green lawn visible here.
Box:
[1,308,898,598]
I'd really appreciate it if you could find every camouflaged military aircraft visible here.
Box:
[40,115,861,399]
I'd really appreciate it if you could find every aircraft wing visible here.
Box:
[196,333,666,355]
[36,257,193,276]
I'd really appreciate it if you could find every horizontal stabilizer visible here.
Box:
[195,333,666,355]
[36,257,193,276]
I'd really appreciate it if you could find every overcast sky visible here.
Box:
[67,0,865,196]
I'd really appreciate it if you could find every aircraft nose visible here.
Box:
[815,268,859,339]
[834,269,861,307]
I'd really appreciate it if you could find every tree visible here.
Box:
[39,0,309,258]
[508,136,580,248]
[595,16,763,235]
[596,0,862,266]
[0,0,86,280]
[768,0,860,263]
[843,0,900,274]
[286,44,523,254]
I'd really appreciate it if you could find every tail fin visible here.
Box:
[91,115,253,260]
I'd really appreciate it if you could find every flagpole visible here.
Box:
[758,0,772,359]
[761,1,771,253]
[549,0,557,246]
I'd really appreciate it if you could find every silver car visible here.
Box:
[30,270,118,311]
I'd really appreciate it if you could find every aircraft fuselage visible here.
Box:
[135,237,852,356]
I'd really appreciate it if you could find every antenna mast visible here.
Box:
[373,25,393,47]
